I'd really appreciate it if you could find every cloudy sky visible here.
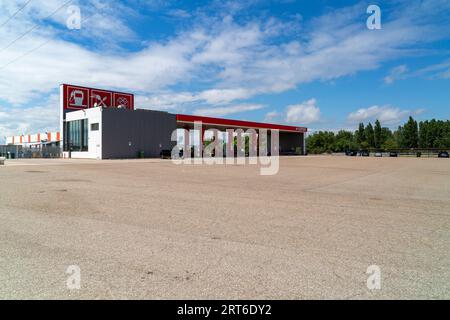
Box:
[1,0,450,141]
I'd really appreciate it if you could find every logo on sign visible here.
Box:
[90,90,112,108]
[68,87,89,109]
[113,93,133,109]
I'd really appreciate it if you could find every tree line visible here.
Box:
[306,117,450,154]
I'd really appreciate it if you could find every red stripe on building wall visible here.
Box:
[20,136,22,144]
[176,114,307,133]
[56,132,61,141]
[47,132,51,142]
[37,133,41,142]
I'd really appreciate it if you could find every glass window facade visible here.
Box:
[64,119,88,152]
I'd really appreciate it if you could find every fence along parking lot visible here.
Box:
[0,145,61,159]
[343,148,450,158]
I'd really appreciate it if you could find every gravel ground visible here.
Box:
[0,156,449,299]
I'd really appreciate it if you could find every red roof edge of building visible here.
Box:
[176,114,307,133]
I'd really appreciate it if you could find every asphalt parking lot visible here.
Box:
[0,156,449,299]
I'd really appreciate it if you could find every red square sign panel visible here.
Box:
[66,86,89,110]
[90,89,113,109]
[113,93,134,110]
[62,84,134,111]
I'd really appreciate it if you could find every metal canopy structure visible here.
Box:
[176,114,307,133]
[176,114,307,155]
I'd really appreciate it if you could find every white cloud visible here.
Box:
[193,104,264,117]
[0,0,137,46]
[197,88,253,105]
[384,65,408,84]
[410,59,450,79]
[285,98,321,124]
[347,105,424,124]
[264,111,279,122]
[0,94,60,142]
[134,87,254,112]
[0,32,201,104]
[383,59,450,83]
[0,0,448,135]
[442,68,450,78]
[167,9,192,19]
[135,92,198,111]
[1,1,447,105]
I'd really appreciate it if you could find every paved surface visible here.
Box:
[0,156,449,299]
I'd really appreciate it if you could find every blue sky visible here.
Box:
[0,0,449,140]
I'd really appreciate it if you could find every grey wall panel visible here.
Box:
[101,109,177,159]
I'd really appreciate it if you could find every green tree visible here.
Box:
[401,116,419,148]
[382,137,398,150]
[381,127,393,144]
[434,120,450,148]
[423,119,436,148]
[305,131,336,154]
[365,122,375,149]
[393,127,403,148]
[419,120,429,148]
[355,123,365,147]
[374,119,382,149]
[305,117,449,154]
[335,130,356,152]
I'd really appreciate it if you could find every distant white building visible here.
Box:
[5,132,61,146]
